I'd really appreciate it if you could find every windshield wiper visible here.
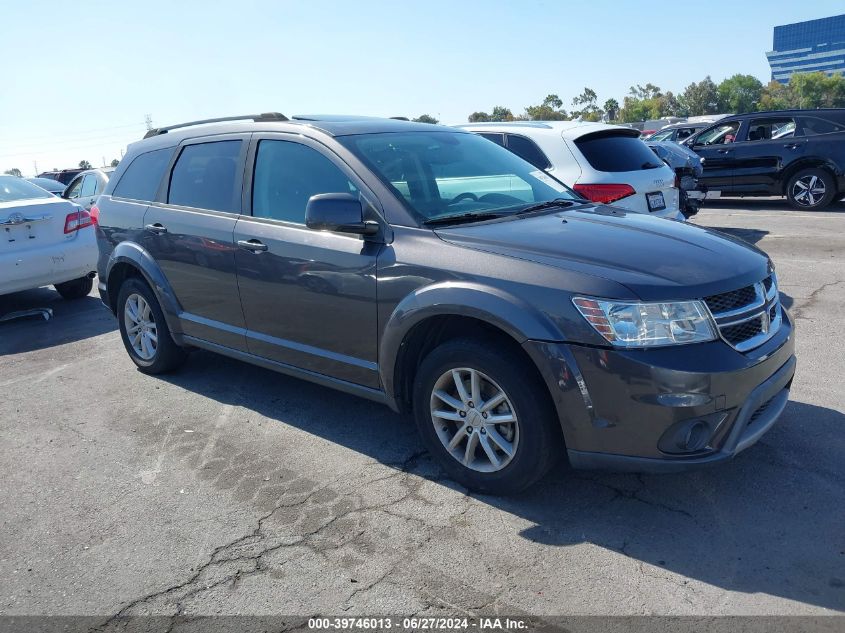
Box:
[516,198,578,215]
[423,211,508,227]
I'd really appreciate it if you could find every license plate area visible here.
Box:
[646,191,666,211]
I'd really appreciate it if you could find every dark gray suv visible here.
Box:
[96,113,796,494]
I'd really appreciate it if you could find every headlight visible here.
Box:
[573,297,717,348]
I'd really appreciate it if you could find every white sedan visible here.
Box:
[0,176,97,299]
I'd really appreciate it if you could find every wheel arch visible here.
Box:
[781,158,840,195]
[106,241,184,338]
[380,282,564,414]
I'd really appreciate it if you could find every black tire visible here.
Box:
[786,168,836,210]
[54,275,93,300]
[116,277,186,374]
[412,338,561,495]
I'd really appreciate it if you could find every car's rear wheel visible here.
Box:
[117,278,186,374]
[413,338,560,495]
[786,168,836,210]
[54,275,93,300]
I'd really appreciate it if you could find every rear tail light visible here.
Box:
[89,205,100,225]
[64,209,94,234]
[573,183,636,204]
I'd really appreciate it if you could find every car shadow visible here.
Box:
[704,196,845,213]
[159,351,844,611]
[0,285,116,354]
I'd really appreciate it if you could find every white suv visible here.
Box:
[458,121,682,220]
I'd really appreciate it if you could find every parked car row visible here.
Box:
[644,109,845,210]
[89,112,795,495]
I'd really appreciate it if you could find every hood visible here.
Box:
[435,205,771,301]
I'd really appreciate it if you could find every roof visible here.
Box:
[134,114,462,152]
[457,120,638,140]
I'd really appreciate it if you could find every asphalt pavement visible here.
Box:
[0,198,843,625]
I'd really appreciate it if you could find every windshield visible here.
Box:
[339,131,579,223]
[0,176,54,203]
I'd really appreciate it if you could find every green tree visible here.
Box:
[789,72,845,108]
[523,94,568,120]
[602,98,620,121]
[79,160,92,170]
[467,111,490,122]
[759,80,795,110]
[629,83,662,100]
[717,74,763,113]
[110,159,120,167]
[412,114,439,124]
[676,76,719,116]
[3,168,22,177]
[490,106,514,122]
[571,87,600,119]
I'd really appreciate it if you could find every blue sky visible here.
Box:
[2,0,843,175]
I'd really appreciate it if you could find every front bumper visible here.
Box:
[523,309,795,472]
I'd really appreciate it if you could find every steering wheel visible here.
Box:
[449,192,478,205]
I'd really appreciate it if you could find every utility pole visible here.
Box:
[33,161,38,176]
[102,156,106,168]
[144,114,153,131]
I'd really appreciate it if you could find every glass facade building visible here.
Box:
[766,14,845,83]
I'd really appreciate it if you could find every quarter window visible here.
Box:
[168,141,242,212]
[252,140,357,224]
[801,116,845,135]
[505,135,552,170]
[113,148,173,202]
[479,133,505,147]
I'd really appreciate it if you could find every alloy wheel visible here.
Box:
[791,175,826,207]
[124,293,158,360]
[429,367,519,473]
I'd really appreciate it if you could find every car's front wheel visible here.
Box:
[54,275,93,300]
[117,278,186,374]
[413,338,560,495]
[786,168,836,210]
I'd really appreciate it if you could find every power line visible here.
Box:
[0,121,147,145]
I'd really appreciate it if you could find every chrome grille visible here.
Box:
[722,317,764,345]
[705,273,781,352]
[704,286,758,314]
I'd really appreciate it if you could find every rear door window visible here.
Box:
[113,148,173,202]
[574,133,663,172]
[80,174,97,197]
[505,135,551,170]
[168,140,242,213]
[746,117,796,141]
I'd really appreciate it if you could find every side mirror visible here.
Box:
[305,193,379,236]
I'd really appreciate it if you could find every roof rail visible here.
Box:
[143,112,288,139]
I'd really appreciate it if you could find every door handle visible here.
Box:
[783,143,801,150]
[145,223,167,234]
[237,239,268,252]
[716,149,732,154]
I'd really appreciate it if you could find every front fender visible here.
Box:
[106,241,184,337]
[379,281,565,400]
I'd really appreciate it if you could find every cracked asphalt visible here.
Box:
[0,198,843,623]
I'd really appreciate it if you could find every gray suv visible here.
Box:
[96,113,796,494]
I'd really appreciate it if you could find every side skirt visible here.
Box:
[182,335,395,409]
